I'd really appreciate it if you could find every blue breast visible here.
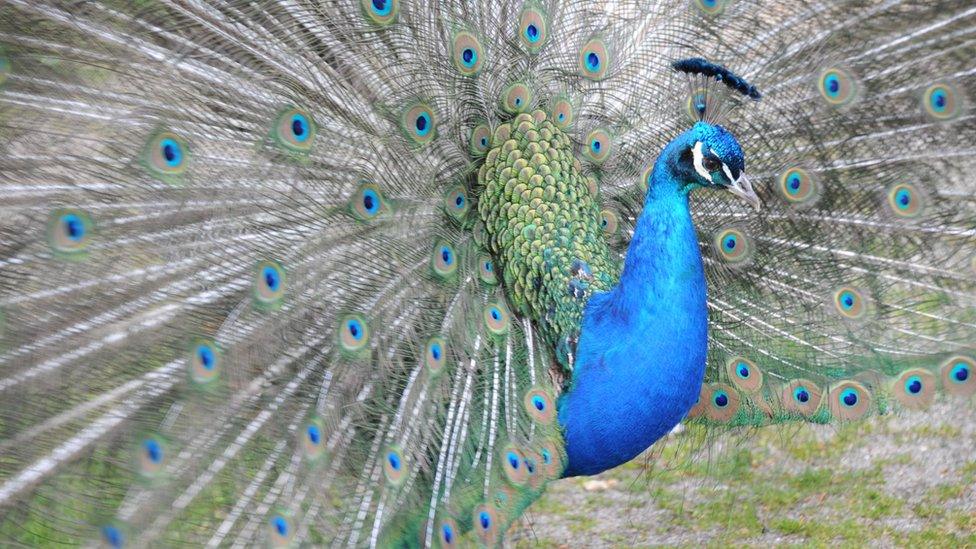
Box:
[557,160,708,477]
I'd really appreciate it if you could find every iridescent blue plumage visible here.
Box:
[560,122,750,476]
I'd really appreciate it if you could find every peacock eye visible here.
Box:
[703,156,721,172]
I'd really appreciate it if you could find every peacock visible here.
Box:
[0,0,973,546]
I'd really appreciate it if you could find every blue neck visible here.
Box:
[557,146,708,477]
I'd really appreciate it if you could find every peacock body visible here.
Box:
[0,0,974,546]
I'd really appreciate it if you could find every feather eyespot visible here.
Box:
[424,337,447,375]
[780,379,822,417]
[274,108,316,152]
[383,445,407,485]
[361,0,397,25]
[438,518,459,548]
[695,0,728,15]
[584,128,611,164]
[779,167,819,205]
[827,381,871,420]
[443,185,470,221]
[502,83,532,113]
[726,357,763,393]
[48,209,93,256]
[892,369,935,409]
[941,356,975,397]
[189,340,221,385]
[254,261,285,309]
[478,254,498,285]
[402,103,436,145]
[922,83,961,120]
[138,435,167,477]
[817,67,859,106]
[703,383,740,422]
[268,511,295,547]
[144,131,189,181]
[431,241,458,279]
[599,209,618,236]
[713,228,753,264]
[338,313,370,353]
[483,301,510,335]
[832,286,867,320]
[301,417,327,461]
[886,183,924,218]
[101,524,126,549]
[519,5,548,52]
[550,97,573,129]
[473,505,499,545]
[524,388,555,424]
[349,182,388,221]
[579,38,609,80]
[500,445,528,485]
[452,31,484,76]
[470,123,491,156]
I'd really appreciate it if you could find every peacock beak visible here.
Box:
[726,173,760,211]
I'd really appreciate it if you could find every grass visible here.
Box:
[514,403,976,548]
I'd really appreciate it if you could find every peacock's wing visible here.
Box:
[0,0,577,545]
[596,1,976,425]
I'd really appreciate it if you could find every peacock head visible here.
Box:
[667,58,762,210]
[671,121,759,210]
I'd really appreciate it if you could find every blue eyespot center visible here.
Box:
[526,24,539,41]
[263,266,280,291]
[840,388,858,407]
[507,451,519,469]
[591,139,601,152]
[532,395,546,411]
[906,377,922,395]
[737,363,750,378]
[794,387,810,403]
[898,191,910,205]
[952,363,969,382]
[197,345,214,369]
[63,214,85,241]
[586,52,600,71]
[788,175,801,191]
[724,236,737,250]
[160,138,182,166]
[484,261,493,272]
[824,74,840,96]
[480,137,488,146]
[490,308,500,321]
[479,511,491,529]
[461,48,476,67]
[289,113,310,143]
[143,439,162,463]
[713,392,729,408]
[307,424,320,444]
[272,516,288,536]
[442,524,453,543]
[347,320,362,340]
[371,0,391,15]
[558,112,565,121]
[102,526,124,549]
[415,113,430,135]
[455,195,464,207]
[440,247,453,265]
[931,89,947,110]
[360,189,380,215]
[388,451,401,471]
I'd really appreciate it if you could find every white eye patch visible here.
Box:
[722,163,735,184]
[692,141,712,182]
